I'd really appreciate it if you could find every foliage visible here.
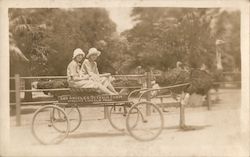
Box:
[213,10,241,71]
[9,8,241,77]
[44,8,117,75]
[122,8,215,71]
[9,8,55,76]
[121,8,240,73]
[156,68,213,95]
[9,8,117,76]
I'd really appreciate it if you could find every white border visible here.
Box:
[240,3,249,134]
[0,0,249,156]
[0,2,10,156]
[0,0,248,8]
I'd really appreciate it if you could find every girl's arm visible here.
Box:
[73,75,89,81]
[99,73,111,77]
[95,62,100,75]
[83,60,99,76]
[68,62,89,81]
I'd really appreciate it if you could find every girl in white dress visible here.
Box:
[81,47,118,94]
[67,48,117,95]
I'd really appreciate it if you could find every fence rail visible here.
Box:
[10,74,146,80]
[10,71,241,126]
[10,76,67,79]
[10,73,147,126]
[10,101,58,106]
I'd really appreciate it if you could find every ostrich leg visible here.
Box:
[179,92,190,129]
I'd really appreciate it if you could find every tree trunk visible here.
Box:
[24,79,32,101]
[10,78,16,103]
[10,59,33,102]
[23,63,32,101]
[10,61,17,103]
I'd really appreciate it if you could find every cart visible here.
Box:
[31,87,165,145]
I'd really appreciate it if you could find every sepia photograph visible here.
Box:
[0,0,249,156]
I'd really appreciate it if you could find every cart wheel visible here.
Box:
[108,104,139,132]
[108,105,128,132]
[126,101,164,141]
[52,104,81,133]
[31,105,70,145]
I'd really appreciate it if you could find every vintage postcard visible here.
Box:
[0,0,249,156]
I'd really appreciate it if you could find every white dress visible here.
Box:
[67,60,99,88]
[81,59,111,87]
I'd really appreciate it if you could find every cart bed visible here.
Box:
[58,94,128,104]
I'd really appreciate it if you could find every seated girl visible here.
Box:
[81,47,118,94]
[67,48,117,95]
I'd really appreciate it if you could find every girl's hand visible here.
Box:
[90,75,99,81]
[100,73,111,77]
[81,75,90,79]
[74,75,89,81]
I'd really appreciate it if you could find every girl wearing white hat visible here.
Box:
[67,48,116,95]
[81,47,118,94]
[67,48,86,83]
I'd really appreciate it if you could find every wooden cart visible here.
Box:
[31,87,164,145]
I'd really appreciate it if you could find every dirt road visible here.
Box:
[6,89,249,157]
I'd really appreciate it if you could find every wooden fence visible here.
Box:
[10,74,147,126]
[10,72,241,126]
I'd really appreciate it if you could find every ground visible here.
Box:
[5,89,250,157]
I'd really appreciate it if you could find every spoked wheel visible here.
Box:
[31,105,70,145]
[53,104,81,133]
[107,104,128,132]
[108,102,139,132]
[126,101,164,141]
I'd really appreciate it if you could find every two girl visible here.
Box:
[67,48,118,95]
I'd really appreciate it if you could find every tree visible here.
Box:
[42,8,117,75]
[9,8,59,77]
[95,33,131,74]
[9,9,55,100]
[211,10,240,71]
[9,8,124,102]
[122,8,216,71]
[9,8,119,77]
[120,8,240,73]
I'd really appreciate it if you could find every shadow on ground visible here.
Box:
[10,108,37,117]
[68,125,211,139]
[163,125,211,132]
[67,132,126,139]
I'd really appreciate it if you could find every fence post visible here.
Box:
[146,71,152,116]
[15,74,21,126]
